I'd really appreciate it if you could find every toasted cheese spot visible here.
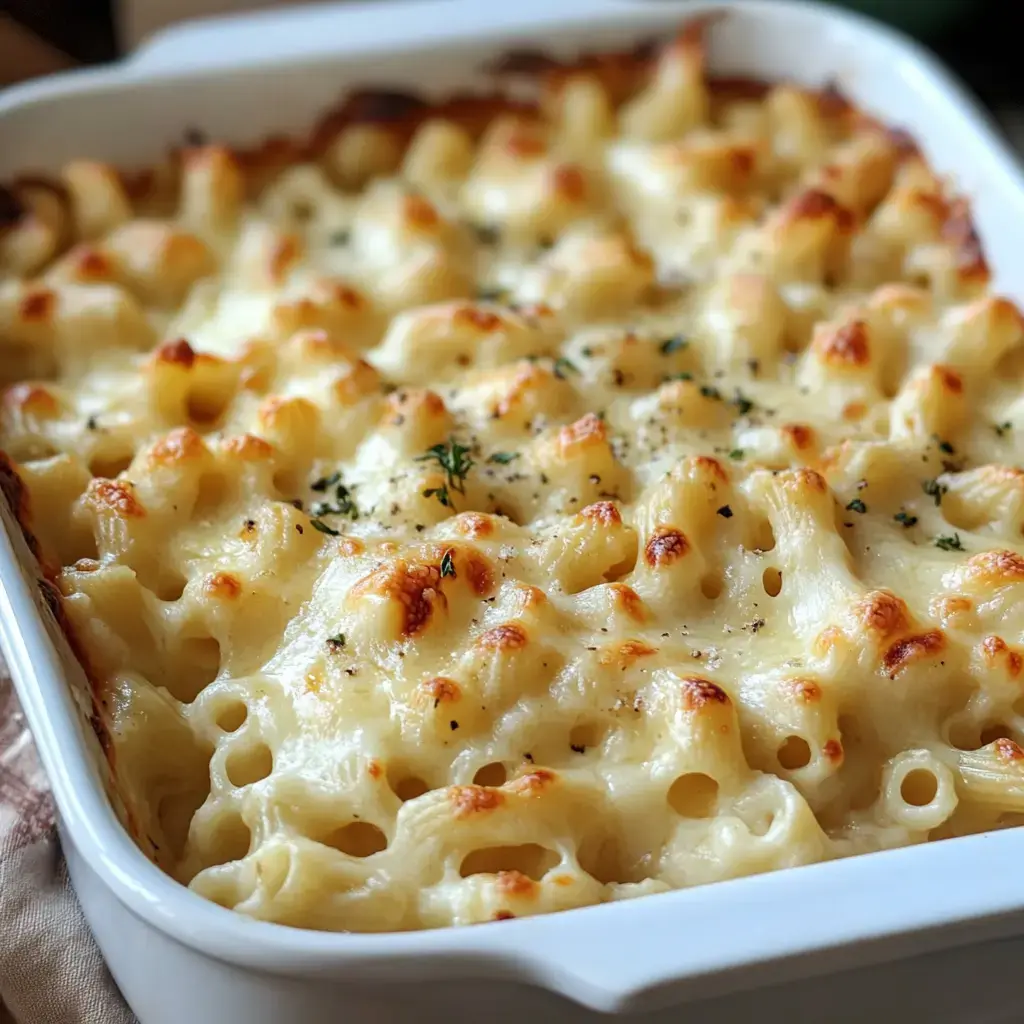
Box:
[222,433,274,460]
[580,500,621,526]
[690,455,728,483]
[403,193,440,230]
[451,785,504,817]
[558,413,606,455]
[882,630,946,678]
[551,163,587,202]
[270,235,302,283]
[842,402,867,422]
[608,583,647,621]
[782,423,815,450]
[453,306,503,332]
[333,359,380,404]
[980,636,1023,677]
[785,188,854,229]
[422,677,461,704]
[599,639,656,667]
[349,561,444,637]
[508,769,556,795]
[504,126,547,159]
[817,319,869,366]
[367,760,383,780]
[3,383,59,418]
[150,427,205,465]
[790,678,822,703]
[496,870,536,896]
[943,198,988,279]
[822,738,844,763]
[204,572,242,599]
[494,910,516,921]
[680,677,730,710]
[154,338,196,368]
[338,537,364,557]
[19,288,55,322]
[644,526,688,567]
[86,478,145,517]
[857,590,909,640]
[965,550,1024,583]
[385,388,447,423]
[793,468,827,493]
[454,512,494,538]
[478,623,529,651]
[463,554,495,597]
[73,246,113,279]
[935,365,963,394]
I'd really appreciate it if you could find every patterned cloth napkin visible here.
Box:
[0,663,135,1024]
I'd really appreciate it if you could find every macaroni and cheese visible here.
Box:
[2,22,1023,932]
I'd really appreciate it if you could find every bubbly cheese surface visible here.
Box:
[2,25,1024,932]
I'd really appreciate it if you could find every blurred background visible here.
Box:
[1,0,1022,153]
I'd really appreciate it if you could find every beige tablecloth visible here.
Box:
[0,662,135,1024]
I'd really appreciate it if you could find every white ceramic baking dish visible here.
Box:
[4,2,1024,1022]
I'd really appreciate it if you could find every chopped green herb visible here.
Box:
[440,549,456,578]
[659,335,688,356]
[310,518,340,536]
[488,451,520,465]
[476,286,507,303]
[666,371,694,382]
[422,485,452,507]
[994,421,1013,437]
[417,438,475,507]
[311,471,341,493]
[936,438,955,455]
[329,229,350,247]
[473,224,501,246]
[922,478,948,507]
[570,743,586,754]
[717,505,734,518]
[732,389,755,416]
[935,533,964,552]
[894,510,918,528]
[580,345,594,358]
[728,448,745,460]
[326,633,346,651]
[553,356,578,380]
[308,472,359,521]
[846,498,867,514]
[537,235,555,250]
[700,385,722,401]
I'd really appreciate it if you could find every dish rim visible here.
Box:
[2,0,1024,1012]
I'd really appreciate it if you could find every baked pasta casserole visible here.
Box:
[2,20,1023,933]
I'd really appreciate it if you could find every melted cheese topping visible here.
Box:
[3,27,1024,932]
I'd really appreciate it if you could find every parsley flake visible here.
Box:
[700,385,722,401]
[922,478,948,506]
[995,421,1013,438]
[846,498,867,514]
[894,510,918,528]
[570,743,586,754]
[473,224,501,246]
[732,389,755,416]
[728,449,745,460]
[717,505,734,518]
[440,549,456,578]
[329,229,350,247]
[325,633,346,651]
[936,438,955,455]
[553,356,578,380]
[488,451,519,465]
[935,533,964,552]
[659,335,688,356]
[476,286,507,303]
[310,518,340,536]
[422,485,452,507]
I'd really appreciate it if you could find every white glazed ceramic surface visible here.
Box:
[3,3,1024,1022]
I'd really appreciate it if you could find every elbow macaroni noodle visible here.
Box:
[2,22,1024,931]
